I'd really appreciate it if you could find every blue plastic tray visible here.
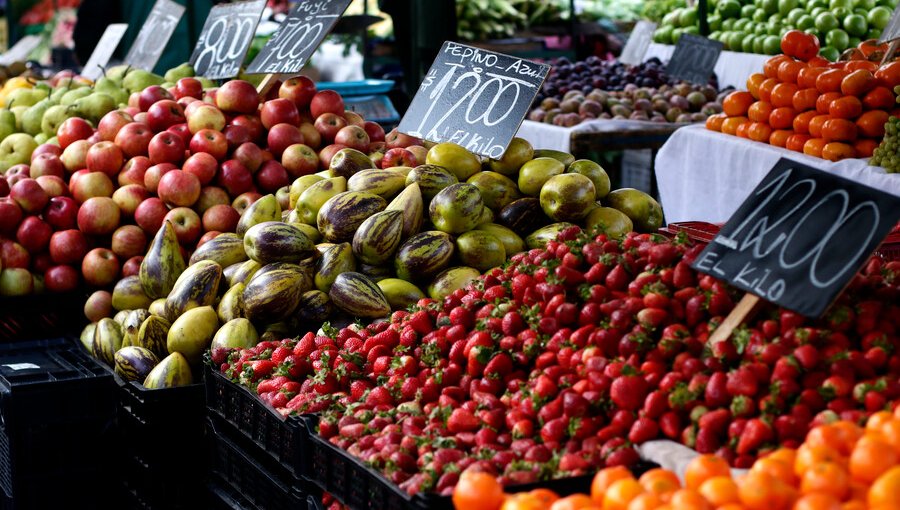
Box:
[344,95,400,125]
[316,79,395,96]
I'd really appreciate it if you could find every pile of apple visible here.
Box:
[0,72,407,304]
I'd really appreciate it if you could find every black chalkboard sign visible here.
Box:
[691,158,900,317]
[397,41,550,159]
[190,0,266,79]
[246,0,352,75]
[879,5,900,43]
[124,0,186,71]
[667,34,722,85]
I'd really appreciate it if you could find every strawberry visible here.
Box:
[627,417,659,443]
[726,367,758,397]
[659,411,681,439]
[736,418,773,455]
[610,372,649,411]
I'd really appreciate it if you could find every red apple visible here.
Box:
[111,225,147,260]
[0,176,7,197]
[187,104,226,134]
[84,290,112,321]
[128,92,140,109]
[231,114,263,143]
[311,90,345,118]
[197,231,221,247]
[234,142,264,173]
[71,171,113,203]
[146,99,186,132]
[115,122,153,158]
[10,178,49,214]
[148,131,186,165]
[138,85,173,112]
[319,143,348,168]
[45,265,80,292]
[314,113,348,144]
[202,204,240,233]
[123,105,139,117]
[334,125,370,152]
[49,229,88,265]
[81,247,120,287]
[174,77,203,100]
[35,175,68,198]
[16,216,52,253]
[167,123,193,146]
[407,145,427,164]
[158,170,201,207]
[177,96,198,110]
[344,110,365,128]
[133,112,148,124]
[216,80,260,114]
[0,197,23,234]
[232,192,261,215]
[143,163,177,193]
[223,124,251,150]
[163,207,202,245]
[189,129,228,161]
[183,152,218,185]
[183,99,207,118]
[385,128,421,149]
[112,184,149,217]
[43,196,77,230]
[217,159,254,196]
[267,123,304,158]
[255,160,290,193]
[364,121,386,143]
[299,122,322,150]
[260,98,300,130]
[281,143,319,177]
[382,148,417,169]
[86,141,124,177]
[77,196,120,235]
[121,256,142,278]
[368,141,386,153]
[134,197,169,234]
[31,143,63,161]
[32,253,53,273]
[118,156,152,186]
[57,117,94,149]
[196,186,230,213]
[30,153,65,178]
[0,240,29,269]
[279,76,316,109]
[97,111,133,141]
[60,140,92,174]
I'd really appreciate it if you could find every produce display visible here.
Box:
[654,0,896,60]
[869,97,900,172]
[455,407,900,509]
[530,57,725,126]
[706,31,900,161]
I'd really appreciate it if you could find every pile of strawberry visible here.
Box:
[212,226,900,496]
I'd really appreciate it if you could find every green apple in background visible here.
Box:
[74,93,116,124]
[46,136,59,146]
[869,6,891,29]
[21,98,54,136]
[198,77,216,89]
[94,77,129,105]
[106,65,131,82]
[826,28,850,51]
[0,109,17,141]
[122,69,165,94]
[5,87,48,108]
[41,104,75,137]
[34,133,49,144]
[815,11,839,31]
[60,87,92,106]
[0,133,37,168]
[164,63,194,83]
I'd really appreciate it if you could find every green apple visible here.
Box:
[0,133,37,168]
[869,6,892,29]
[34,133,48,144]
[816,12,840,31]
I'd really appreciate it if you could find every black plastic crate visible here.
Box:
[0,338,116,509]
[207,416,310,510]
[204,361,307,482]
[0,292,88,342]
[207,478,250,510]
[301,415,659,510]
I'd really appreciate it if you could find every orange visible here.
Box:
[550,494,596,510]
[717,505,747,510]
[828,96,863,119]
[793,493,842,510]
[816,92,843,114]
[795,443,845,477]
[453,470,505,510]
[856,110,888,138]
[854,138,878,158]
[639,469,682,497]
[803,138,827,157]
[792,88,819,112]
[706,113,726,132]
[798,67,829,89]
[850,436,898,483]
[685,455,731,490]
[866,412,894,433]
[769,129,793,148]
[821,142,857,162]
[808,114,831,137]
[698,476,740,507]
[771,82,799,108]
[786,133,812,152]
[769,107,797,130]
[793,110,818,134]
[801,462,850,499]
[748,122,773,142]
[528,488,559,506]
[880,419,900,454]
[822,118,858,143]
[592,466,634,504]
[502,494,546,510]
[627,493,664,510]
[759,78,779,103]
[735,121,752,138]
[737,471,795,510]
[840,69,876,96]
[767,448,797,467]
[869,466,900,508]
[841,502,866,510]
[748,101,774,122]
[764,55,793,79]
[862,87,894,110]
[722,116,749,136]
[816,69,850,93]
[669,489,712,510]
[747,73,766,99]
[604,478,646,510]
[778,60,806,84]
[751,457,797,486]
[723,91,755,117]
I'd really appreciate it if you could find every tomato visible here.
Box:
[844,60,878,73]
[856,110,888,138]
[735,121,752,139]
[764,55,793,79]
[854,138,878,158]
[793,110,818,134]
[821,142,857,162]
[748,101,774,122]
[798,66,829,89]
[771,83,799,108]
[769,129,793,148]
[758,78,779,103]
[777,60,806,84]
[816,69,850,93]
[875,61,900,88]
[721,116,748,136]
[809,114,832,138]
[829,96,863,119]
[769,107,797,130]
[858,39,885,58]
[722,91,755,117]
[792,88,819,112]
[786,133,812,152]
[747,122,773,143]
[816,92,842,114]
[840,69,877,96]
[862,87,894,110]
[705,113,726,132]
[781,30,820,62]
[747,73,766,100]
[803,137,827,157]
[821,118,858,142]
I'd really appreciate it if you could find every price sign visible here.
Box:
[246,0,352,75]
[0,35,41,66]
[880,5,900,43]
[124,0,186,71]
[398,41,550,159]
[692,158,900,317]
[82,24,128,81]
[190,0,265,79]
[666,34,722,85]
[620,21,657,66]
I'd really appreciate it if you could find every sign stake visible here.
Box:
[256,73,281,95]
[708,294,763,345]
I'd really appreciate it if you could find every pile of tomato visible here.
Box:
[706,30,900,162]
[454,407,900,510]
